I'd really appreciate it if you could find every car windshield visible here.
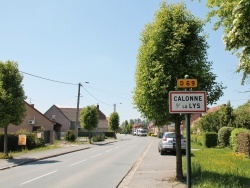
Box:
[164,133,185,139]
[165,133,175,138]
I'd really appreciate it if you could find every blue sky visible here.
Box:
[1,0,250,124]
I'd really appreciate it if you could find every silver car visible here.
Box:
[158,132,186,155]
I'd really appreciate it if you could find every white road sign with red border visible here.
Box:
[169,91,207,113]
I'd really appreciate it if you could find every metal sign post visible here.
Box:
[168,77,207,188]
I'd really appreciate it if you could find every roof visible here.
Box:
[58,107,107,122]
[207,104,226,113]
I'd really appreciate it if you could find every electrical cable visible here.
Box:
[20,71,77,85]
[81,85,113,106]
[20,70,125,106]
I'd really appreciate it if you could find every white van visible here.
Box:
[137,128,147,136]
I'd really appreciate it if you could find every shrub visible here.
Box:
[202,132,217,148]
[191,134,203,145]
[218,126,234,147]
[230,128,249,152]
[92,133,105,142]
[65,130,76,142]
[237,132,250,157]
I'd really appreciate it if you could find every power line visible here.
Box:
[20,71,77,85]
[20,70,121,105]
[81,85,112,106]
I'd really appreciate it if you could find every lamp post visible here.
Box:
[75,82,89,139]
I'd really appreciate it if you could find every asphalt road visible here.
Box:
[0,135,152,188]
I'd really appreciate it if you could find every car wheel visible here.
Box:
[160,149,164,155]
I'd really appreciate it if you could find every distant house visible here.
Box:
[44,104,108,134]
[0,101,55,133]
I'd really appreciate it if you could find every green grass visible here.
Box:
[183,146,250,188]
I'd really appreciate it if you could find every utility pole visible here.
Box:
[75,83,81,139]
[114,103,122,112]
[75,82,89,139]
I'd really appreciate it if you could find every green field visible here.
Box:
[183,145,250,188]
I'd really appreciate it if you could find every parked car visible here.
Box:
[158,132,186,155]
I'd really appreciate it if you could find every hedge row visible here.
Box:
[191,133,217,148]
[0,131,45,152]
[191,127,250,157]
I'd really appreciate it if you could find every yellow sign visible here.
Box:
[18,134,27,146]
[177,79,197,88]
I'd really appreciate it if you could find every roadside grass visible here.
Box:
[183,146,250,188]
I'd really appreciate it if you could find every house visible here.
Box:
[0,101,55,133]
[44,104,108,134]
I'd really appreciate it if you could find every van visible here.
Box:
[137,128,147,136]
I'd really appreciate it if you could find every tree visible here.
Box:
[199,111,220,132]
[206,0,250,84]
[218,101,235,128]
[133,2,224,180]
[234,100,250,129]
[0,61,26,156]
[80,105,98,143]
[109,112,120,139]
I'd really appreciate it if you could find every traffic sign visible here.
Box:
[169,91,207,113]
[177,79,197,88]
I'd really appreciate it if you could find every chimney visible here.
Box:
[97,103,99,110]
[30,104,34,108]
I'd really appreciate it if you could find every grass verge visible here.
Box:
[183,146,250,188]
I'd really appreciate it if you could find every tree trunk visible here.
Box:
[175,114,184,181]
[88,131,91,144]
[4,125,8,156]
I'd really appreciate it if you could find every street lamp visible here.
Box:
[75,82,89,139]
[113,103,122,112]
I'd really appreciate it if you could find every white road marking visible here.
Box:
[19,170,58,185]
[106,149,113,153]
[92,153,102,158]
[68,159,87,167]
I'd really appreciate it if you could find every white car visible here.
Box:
[158,132,186,155]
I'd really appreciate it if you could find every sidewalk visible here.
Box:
[118,137,186,188]
[0,136,186,188]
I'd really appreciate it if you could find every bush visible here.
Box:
[65,130,76,142]
[218,126,234,147]
[202,132,217,148]
[191,134,203,145]
[92,133,105,142]
[237,132,250,157]
[230,128,249,152]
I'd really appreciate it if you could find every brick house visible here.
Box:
[44,104,108,134]
[0,101,55,133]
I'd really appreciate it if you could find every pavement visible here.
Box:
[0,136,186,188]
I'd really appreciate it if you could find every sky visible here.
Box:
[1,0,250,124]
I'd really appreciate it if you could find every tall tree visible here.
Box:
[206,0,250,84]
[133,2,224,180]
[218,101,235,127]
[0,61,26,156]
[109,112,120,139]
[80,105,98,143]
